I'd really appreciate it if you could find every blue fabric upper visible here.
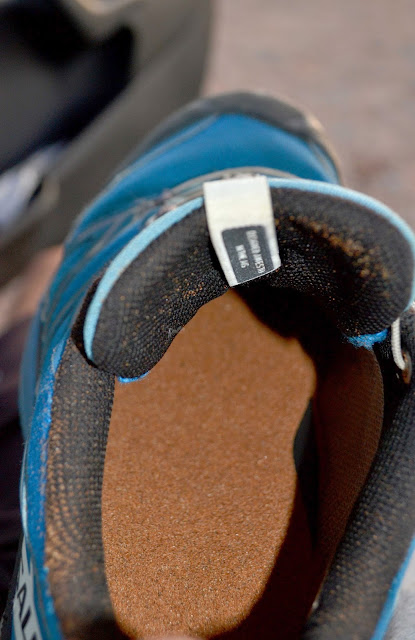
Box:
[18,111,341,640]
[15,107,415,640]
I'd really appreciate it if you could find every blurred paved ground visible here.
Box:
[204,0,415,225]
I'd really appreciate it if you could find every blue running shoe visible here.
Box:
[2,92,415,640]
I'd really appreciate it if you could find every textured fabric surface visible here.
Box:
[38,149,415,637]
[44,286,390,639]
[91,188,413,378]
[46,338,123,640]
[385,543,415,639]
[304,308,415,638]
[134,92,340,179]
[43,194,415,638]
[102,291,384,639]
[103,291,318,639]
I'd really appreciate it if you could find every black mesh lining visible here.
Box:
[45,337,127,640]
[45,309,415,640]
[90,188,414,378]
[303,308,415,639]
[44,186,415,637]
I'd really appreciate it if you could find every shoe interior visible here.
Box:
[102,289,384,639]
[44,183,414,639]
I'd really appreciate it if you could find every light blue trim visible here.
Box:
[348,329,389,349]
[84,197,203,360]
[371,536,415,640]
[84,177,415,364]
[16,110,342,640]
[118,371,149,383]
[17,106,415,640]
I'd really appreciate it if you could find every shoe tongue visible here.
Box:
[83,182,415,378]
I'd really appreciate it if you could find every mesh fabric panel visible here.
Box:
[43,187,415,637]
[303,309,415,638]
[45,338,125,640]
[90,189,413,378]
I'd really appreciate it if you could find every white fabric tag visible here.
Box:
[203,176,281,286]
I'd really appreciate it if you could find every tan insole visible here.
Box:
[102,291,318,638]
